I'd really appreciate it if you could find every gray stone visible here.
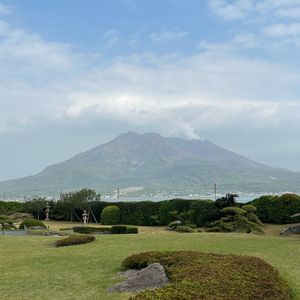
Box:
[281,225,300,236]
[109,263,169,293]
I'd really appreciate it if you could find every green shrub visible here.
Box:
[251,194,300,224]
[208,206,263,234]
[0,201,24,213]
[122,251,289,300]
[55,234,95,247]
[205,227,223,232]
[190,200,218,226]
[127,226,138,234]
[111,225,128,234]
[168,220,182,230]
[175,226,194,233]
[0,217,16,230]
[101,206,121,225]
[73,226,111,234]
[19,219,47,230]
[185,223,197,229]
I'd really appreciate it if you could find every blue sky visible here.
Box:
[1,0,300,180]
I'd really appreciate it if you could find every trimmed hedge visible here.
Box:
[122,251,290,300]
[73,225,138,234]
[111,225,128,234]
[19,219,47,230]
[73,226,111,234]
[55,234,95,247]
[251,193,300,224]
[175,226,194,233]
[0,201,24,213]
[127,226,139,234]
[101,206,121,225]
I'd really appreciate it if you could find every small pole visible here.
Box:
[214,183,217,201]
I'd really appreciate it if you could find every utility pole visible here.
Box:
[117,188,120,200]
[3,192,5,201]
[214,183,217,201]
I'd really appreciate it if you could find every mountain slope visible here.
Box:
[0,132,299,197]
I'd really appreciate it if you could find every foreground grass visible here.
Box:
[1,225,299,299]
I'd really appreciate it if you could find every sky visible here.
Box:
[0,0,300,181]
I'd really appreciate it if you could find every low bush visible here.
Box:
[122,251,290,300]
[55,234,95,247]
[101,206,121,225]
[175,226,194,233]
[111,225,128,234]
[73,226,111,234]
[19,219,47,230]
[127,226,138,234]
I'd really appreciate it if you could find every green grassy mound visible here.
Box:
[122,251,290,300]
[55,234,95,247]
[19,219,47,229]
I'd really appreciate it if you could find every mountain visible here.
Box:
[1,132,300,197]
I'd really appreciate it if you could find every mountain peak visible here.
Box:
[0,131,298,197]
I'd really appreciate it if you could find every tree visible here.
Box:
[208,204,263,233]
[215,193,239,209]
[22,196,47,220]
[60,188,101,211]
[60,189,101,222]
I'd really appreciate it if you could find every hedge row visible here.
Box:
[0,201,24,213]
[73,225,138,234]
[86,199,217,226]
[250,194,300,224]
[5,193,300,226]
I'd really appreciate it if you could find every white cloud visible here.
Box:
[209,0,300,21]
[0,3,300,141]
[208,0,253,20]
[263,23,300,38]
[150,29,189,43]
[103,29,120,47]
[0,3,11,15]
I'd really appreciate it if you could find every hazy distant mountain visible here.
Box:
[1,132,300,197]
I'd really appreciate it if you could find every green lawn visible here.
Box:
[1,226,299,300]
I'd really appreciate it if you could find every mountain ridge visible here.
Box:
[0,132,299,197]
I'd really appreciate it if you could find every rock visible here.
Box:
[281,225,300,236]
[109,263,169,293]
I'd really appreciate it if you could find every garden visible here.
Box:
[1,191,300,299]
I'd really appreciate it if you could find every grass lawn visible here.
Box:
[0,223,299,300]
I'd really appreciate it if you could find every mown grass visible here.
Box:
[0,223,299,300]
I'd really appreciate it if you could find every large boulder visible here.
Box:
[109,263,169,292]
[281,225,300,236]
